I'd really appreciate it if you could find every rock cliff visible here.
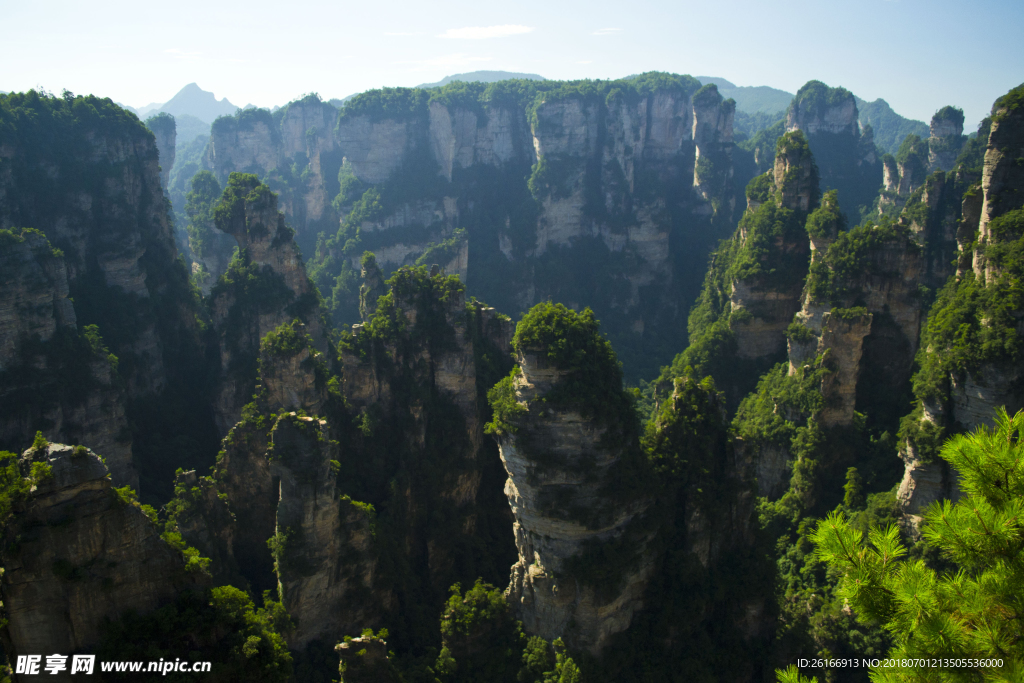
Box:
[728,131,817,361]
[206,98,343,255]
[208,173,328,434]
[220,75,745,381]
[927,106,966,172]
[497,349,655,655]
[145,112,177,191]
[896,85,1024,532]
[0,91,213,501]
[785,81,881,215]
[0,443,203,666]
[0,229,135,487]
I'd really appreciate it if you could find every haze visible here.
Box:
[3,0,1023,129]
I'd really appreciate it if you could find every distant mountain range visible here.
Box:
[414,70,546,89]
[696,76,793,114]
[126,83,239,125]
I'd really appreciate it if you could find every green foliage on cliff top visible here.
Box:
[931,105,965,129]
[260,318,313,357]
[144,111,175,137]
[511,303,636,428]
[339,87,431,123]
[212,172,264,234]
[336,72,702,130]
[211,107,281,144]
[692,83,723,109]
[0,89,150,152]
[992,82,1024,121]
[804,189,846,240]
[790,81,855,120]
[806,217,911,302]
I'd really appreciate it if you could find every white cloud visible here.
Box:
[592,28,621,35]
[398,53,494,71]
[577,60,593,64]
[438,25,534,40]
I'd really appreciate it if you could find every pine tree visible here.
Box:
[805,408,1024,682]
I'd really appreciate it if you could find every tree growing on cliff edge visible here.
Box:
[799,408,1024,682]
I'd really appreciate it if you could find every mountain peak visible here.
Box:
[158,84,238,125]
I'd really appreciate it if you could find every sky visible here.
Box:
[2,0,1022,128]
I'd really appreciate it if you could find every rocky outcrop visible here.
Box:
[728,132,816,360]
[269,413,375,649]
[786,81,882,215]
[928,107,966,172]
[692,84,736,202]
[773,131,818,212]
[337,634,399,683]
[175,330,381,649]
[0,443,203,667]
[0,95,192,397]
[896,428,962,539]
[974,93,1024,280]
[0,229,135,487]
[209,176,328,434]
[497,350,654,655]
[146,113,177,190]
[787,83,859,137]
[205,98,341,254]
[896,87,1024,534]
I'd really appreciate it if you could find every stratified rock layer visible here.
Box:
[498,351,653,655]
[0,444,202,664]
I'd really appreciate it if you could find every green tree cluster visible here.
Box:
[808,409,1024,682]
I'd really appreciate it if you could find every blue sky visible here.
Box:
[2,0,1021,127]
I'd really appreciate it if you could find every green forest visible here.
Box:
[0,73,1021,683]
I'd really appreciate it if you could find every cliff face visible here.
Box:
[785,81,881,215]
[974,97,1024,280]
[201,76,743,381]
[269,413,375,649]
[927,107,966,173]
[0,443,202,664]
[0,229,135,487]
[728,132,817,361]
[340,270,516,595]
[209,175,328,434]
[146,113,177,191]
[0,93,198,398]
[428,102,527,180]
[176,266,515,655]
[896,87,1024,533]
[0,92,214,502]
[172,321,381,650]
[207,99,342,254]
[497,351,654,655]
